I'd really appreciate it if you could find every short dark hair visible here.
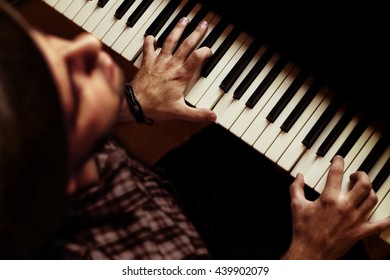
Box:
[0,0,69,258]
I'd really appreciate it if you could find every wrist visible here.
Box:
[281,242,326,260]
[124,83,153,125]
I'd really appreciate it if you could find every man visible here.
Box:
[0,0,389,259]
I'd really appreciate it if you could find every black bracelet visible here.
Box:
[124,83,153,125]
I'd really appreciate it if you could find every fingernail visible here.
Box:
[333,155,342,160]
[208,113,217,122]
[199,20,208,28]
[180,17,189,24]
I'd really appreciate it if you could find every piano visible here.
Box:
[41,0,390,244]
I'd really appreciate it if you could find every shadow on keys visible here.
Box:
[154,123,389,260]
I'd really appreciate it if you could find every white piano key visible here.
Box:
[82,0,121,33]
[314,118,378,193]
[290,102,349,178]
[171,10,222,87]
[132,47,158,68]
[121,0,175,61]
[337,119,378,191]
[154,0,192,40]
[132,51,142,68]
[213,44,267,121]
[101,0,144,47]
[368,144,390,182]
[91,0,124,39]
[339,123,383,191]
[132,0,194,67]
[263,76,317,162]
[192,13,222,50]
[184,23,236,105]
[217,50,278,130]
[64,0,88,19]
[195,34,253,110]
[54,0,75,13]
[73,0,98,26]
[130,0,207,64]
[368,176,390,244]
[380,228,390,247]
[136,9,218,68]
[169,14,223,100]
[46,0,60,7]
[303,112,360,188]
[275,88,333,171]
[112,0,165,54]
[368,157,390,243]
[251,67,306,154]
[239,62,296,145]
[167,1,203,33]
[370,175,390,217]
[180,1,202,21]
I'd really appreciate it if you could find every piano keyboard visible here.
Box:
[42,0,390,244]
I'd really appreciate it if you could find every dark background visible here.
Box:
[200,0,389,122]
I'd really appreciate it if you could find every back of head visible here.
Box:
[0,0,68,258]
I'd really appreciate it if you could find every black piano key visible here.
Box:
[126,0,154,27]
[280,80,322,132]
[219,39,262,93]
[301,95,344,149]
[316,105,356,157]
[176,6,210,47]
[266,70,309,123]
[233,47,274,100]
[372,157,390,192]
[245,57,288,109]
[98,0,110,8]
[200,26,241,78]
[115,0,136,20]
[334,114,372,158]
[358,128,389,173]
[156,0,197,48]
[144,0,182,37]
[197,17,228,49]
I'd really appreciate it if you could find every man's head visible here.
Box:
[0,1,124,257]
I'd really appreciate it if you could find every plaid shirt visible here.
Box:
[46,138,210,260]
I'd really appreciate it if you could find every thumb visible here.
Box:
[290,172,306,202]
[180,106,217,122]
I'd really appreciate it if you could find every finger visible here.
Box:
[348,171,374,207]
[182,46,213,74]
[322,155,344,196]
[174,20,209,60]
[160,17,189,56]
[142,35,157,65]
[175,105,217,122]
[360,216,390,239]
[356,189,378,218]
[289,173,306,203]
